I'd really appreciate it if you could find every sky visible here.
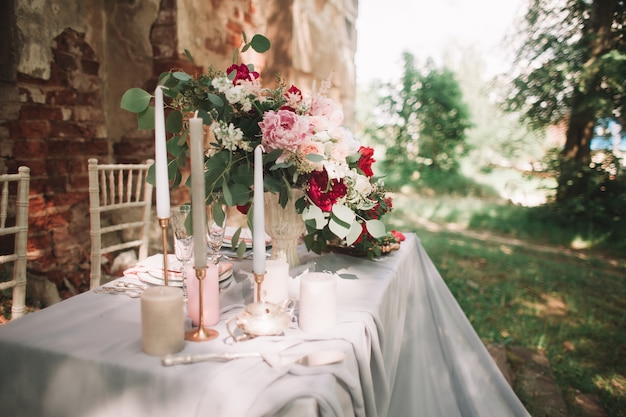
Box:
[355,0,526,84]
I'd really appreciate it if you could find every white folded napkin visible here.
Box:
[123,254,183,281]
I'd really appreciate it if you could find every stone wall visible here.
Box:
[0,0,357,301]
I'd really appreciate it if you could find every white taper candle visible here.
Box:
[253,145,266,275]
[154,86,170,218]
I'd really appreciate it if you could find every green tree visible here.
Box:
[505,0,626,200]
[367,52,471,184]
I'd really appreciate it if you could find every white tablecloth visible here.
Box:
[0,234,530,417]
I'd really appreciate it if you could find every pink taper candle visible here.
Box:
[186,263,219,326]
[154,86,170,218]
[253,145,266,275]
[189,115,207,269]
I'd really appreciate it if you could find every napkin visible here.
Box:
[123,254,183,281]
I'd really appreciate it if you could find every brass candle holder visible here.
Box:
[254,272,266,302]
[185,267,219,342]
[158,217,170,286]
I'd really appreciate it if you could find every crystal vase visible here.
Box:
[264,189,306,268]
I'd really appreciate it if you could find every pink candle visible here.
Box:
[189,115,207,269]
[154,86,170,218]
[186,263,219,326]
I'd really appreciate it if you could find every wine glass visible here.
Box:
[206,201,228,265]
[171,205,194,300]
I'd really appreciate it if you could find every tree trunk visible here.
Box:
[557,0,616,201]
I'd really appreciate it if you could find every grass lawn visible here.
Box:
[388,192,626,417]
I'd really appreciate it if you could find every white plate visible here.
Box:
[223,227,271,248]
[138,265,233,287]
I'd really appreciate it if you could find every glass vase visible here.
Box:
[264,189,306,268]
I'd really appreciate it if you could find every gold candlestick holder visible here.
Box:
[158,217,170,286]
[254,272,266,302]
[185,267,219,342]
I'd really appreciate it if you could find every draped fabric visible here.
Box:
[0,234,529,417]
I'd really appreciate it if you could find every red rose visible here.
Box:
[280,85,303,112]
[236,204,250,215]
[357,146,376,177]
[307,169,347,212]
[353,222,368,244]
[226,64,259,85]
[391,230,405,241]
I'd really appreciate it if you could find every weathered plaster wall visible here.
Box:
[0,0,358,302]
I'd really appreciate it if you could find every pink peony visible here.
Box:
[309,95,344,127]
[259,110,310,153]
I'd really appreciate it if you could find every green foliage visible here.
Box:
[540,150,626,250]
[367,52,471,181]
[414,226,626,417]
[505,0,626,130]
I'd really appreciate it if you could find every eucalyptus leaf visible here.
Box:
[172,71,193,82]
[183,49,195,65]
[301,205,327,230]
[365,219,387,238]
[328,217,350,239]
[146,164,156,186]
[229,182,251,206]
[120,88,151,113]
[250,34,271,53]
[305,153,325,162]
[137,106,155,130]
[222,182,233,206]
[211,203,226,227]
[236,240,248,258]
[328,205,355,239]
[207,93,224,107]
[167,135,186,158]
[231,227,242,247]
[197,109,212,125]
[345,221,364,246]
[331,204,356,226]
[166,110,183,133]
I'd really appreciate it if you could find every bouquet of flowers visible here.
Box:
[121,34,401,258]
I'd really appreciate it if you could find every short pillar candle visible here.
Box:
[141,286,185,356]
[298,272,337,333]
[259,259,289,303]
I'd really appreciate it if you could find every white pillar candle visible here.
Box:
[298,272,337,333]
[259,259,289,303]
[189,115,207,269]
[154,86,170,219]
[186,263,220,326]
[253,145,266,275]
[141,286,184,356]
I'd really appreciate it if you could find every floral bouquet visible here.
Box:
[121,34,402,259]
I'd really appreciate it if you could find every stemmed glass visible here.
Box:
[206,201,227,265]
[171,205,194,301]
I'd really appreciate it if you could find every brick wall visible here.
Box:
[0,0,357,302]
[2,28,109,296]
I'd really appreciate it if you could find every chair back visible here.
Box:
[0,166,30,320]
[88,159,154,290]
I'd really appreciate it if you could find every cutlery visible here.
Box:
[161,349,346,367]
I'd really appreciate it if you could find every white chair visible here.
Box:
[88,159,154,290]
[0,166,30,320]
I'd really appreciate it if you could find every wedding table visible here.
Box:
[0,234,530,417]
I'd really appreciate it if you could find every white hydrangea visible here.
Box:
[211,121,251,152]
